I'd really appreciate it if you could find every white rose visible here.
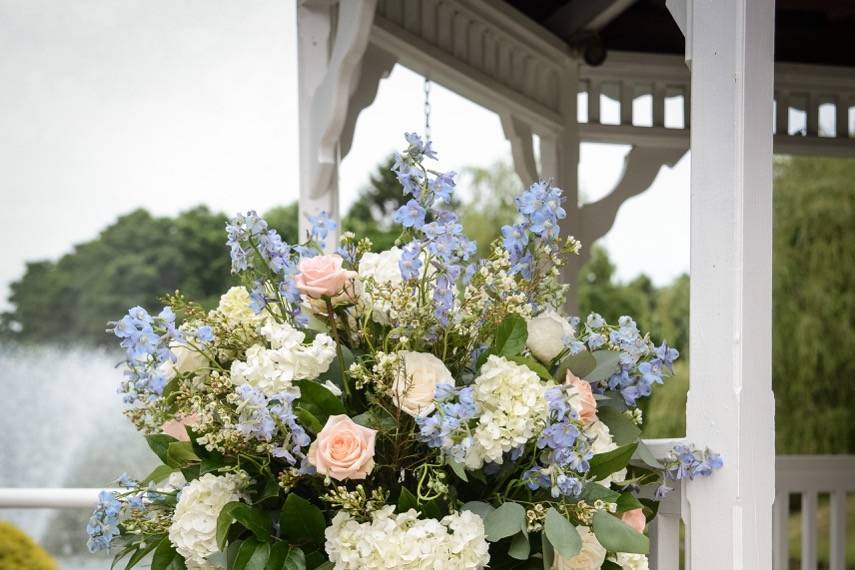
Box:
[168,473,244,568]
[357,247,403,325]
[390,351,454,416]
[611,553,649,570]
[526,309,575,363]
[586,420,627,486]
[215,286,263,327]
[162,345,208,381]
[552,526,606,570]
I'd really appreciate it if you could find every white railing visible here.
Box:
[1,452,851,570]
[578,51,855,157]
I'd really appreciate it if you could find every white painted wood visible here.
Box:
[0,488,119,508]
[685,1,775,569]
[649,482,682,570]
[800,491,818,570]
[501,113,539,186]
[297,0,377,244]
[829,490,847,570]
[339,44,397,158]
[773,491,790,570]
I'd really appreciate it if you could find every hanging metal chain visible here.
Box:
[423,76,432,141]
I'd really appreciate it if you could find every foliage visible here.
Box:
[458,160,522,256]
[772,156,855,454]
[0,521,59,570]
[341,156,403,253]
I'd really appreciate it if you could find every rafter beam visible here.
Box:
[545,0,636,39]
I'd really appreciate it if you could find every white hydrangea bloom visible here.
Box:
[466,355,550,469]
[168,473,244,569]
[357,247,404,325]
[324,506,489,569]
[230,321,336,396]
[215,286,263,327]
[611,553,650,570]
[552,526,606,570]
[586,419,627,486]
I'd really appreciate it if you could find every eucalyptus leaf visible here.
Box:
[448,460,468,482]
[592,510,649,554]
[544,507,581,559]
[141,464,176,485]
[484,501,526,542]
[508,532,531,560]
[579,482,621,504]
[631,440,664,469]
[461,501,495,519]
[555,350,596,381]
[506,355,552,381]
[541,532,555,570]
[597,406,641,445]
[616,492,644,513]
[586,350,622,383]
[588,441,638,481]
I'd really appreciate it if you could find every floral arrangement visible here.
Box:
[87,134,721,570]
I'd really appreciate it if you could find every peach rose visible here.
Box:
[295,255,355,300]
[621,508,646,533]
[308,415,376,480]
[565,370,598,425]
[161,413,199,442]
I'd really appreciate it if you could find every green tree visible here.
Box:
[342,156,404,252]
[772,156,855,454]
[458,161,521,255]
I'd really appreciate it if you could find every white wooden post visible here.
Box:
[686,0,776,568]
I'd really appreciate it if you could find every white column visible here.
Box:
[686,0,775,568]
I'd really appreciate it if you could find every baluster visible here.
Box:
[835,95,849,138]
[806,93,819,136]
[649,486,681,570]
[588,79,601,124]
[620,80,633,126]
[652,81,665,127]
[776,90,789,136]
[801,491,818,570]
[829,490,847,570]
[773,491,789,570]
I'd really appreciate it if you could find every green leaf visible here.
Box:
[313,563,333,570]
[123,536,162,569]
[541,532,555,570]
[616,492,644,513]
[544,507,581,559]
[506,355,552,381]
[141,464,176,486]
[631,440,664,469]
[493,315,528,357]
[166,441,200,467]
[233,539,268,570]
[244,541,271,570]
[602,561,623,570]
[579,483,622,504]
[397,487,418,513]
[217,501,272,550]
[267,543,306,570]
[588,441,638,481]
[483,501,526,541]
[280,494,326,548]
[597,407,641,446]
[294,380,345,425]
[592,510,649,554]
[555,350,596,381]
[145,434,178,465]
[586,350,622,382]
[151,537,186,570]
[448,460,468,482]
[294,407,323,434]
[507,532,531,560]
[461,501,495,519]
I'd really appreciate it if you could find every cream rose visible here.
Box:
[295,254,356,300]
[611,553,649,570]
[586,420,627,486]
[621,508,646,533]
[526,309,575,363]
[215,286,263,326]
[565,370,598,425]
[357,247,403,325]
[308,415,377,480]
[390,351,454,416]
[552,526,606,570]
[162,345,208,381]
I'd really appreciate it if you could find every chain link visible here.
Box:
[423,76,432,142]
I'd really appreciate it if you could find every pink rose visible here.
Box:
[295,255,355,300]
[621,508,646,533]
[565,370,598,425]
[161,413,199,442]
[308,415,376,480]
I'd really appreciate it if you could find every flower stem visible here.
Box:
[325,297,351,402]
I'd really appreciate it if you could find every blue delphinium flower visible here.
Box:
[399,241,423,280]
[393,199,427,229]
[307,210,336,246]
[86,491,123,553]
[234,385,309,466]
[663,443,723,481]
[194,325,214,344]
[416,385,478,463]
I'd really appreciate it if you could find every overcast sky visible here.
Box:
[0,0,692,311]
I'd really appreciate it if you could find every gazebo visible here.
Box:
[294,0,855,568]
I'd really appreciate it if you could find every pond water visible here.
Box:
[0,344,158,568]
